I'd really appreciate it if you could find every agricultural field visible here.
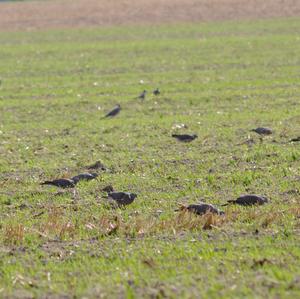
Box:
[0,14,300,298]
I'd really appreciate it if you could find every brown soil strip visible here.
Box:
[0,0,300,32]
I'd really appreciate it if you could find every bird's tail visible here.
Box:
[41,181,52,186]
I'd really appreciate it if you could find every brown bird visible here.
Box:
[41,178,75,188]
[86,160,107,171]
[178,203,224,216]
[172,134,198,142]
[102,185,114,192]
[108,191,137,207]
[224,194,268,206]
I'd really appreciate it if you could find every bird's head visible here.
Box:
[130,193,138,200]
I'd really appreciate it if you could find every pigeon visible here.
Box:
[71,172,98,184]
[136,90,147,100]
[108,191,137,207]
[153,88,160,96]
[41,178,75,188]
[224,194,268,206]
[289,136,300,142]
[104,104,121,118]
[251,127,272,136]
[179,203,224,216]
[172,134,198,142]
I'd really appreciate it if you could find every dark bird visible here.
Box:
[224,194,268,206]
[153,88,160,96]
[178,203,224,216]
[289,136,300,142]
[41,178,75,188]
[108,191,137,207]
[136,90,147,100]
[172,134,198,142]
[71,172,98,184]
[251,127,272,136]
[104,104,121,118]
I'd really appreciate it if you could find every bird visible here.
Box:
[178,203,224,216]
[104,104,121,118]
[41,178,75,188]
[289,136,300,142]
[153,88,160,96]
[223,194,268,206]
[172,134,198,142]
[86,160,107,171]
[136,90,147,100]
[102,185,114,192]
[251,127,272,136]
[71,172,98,184]
[107,191,137,207]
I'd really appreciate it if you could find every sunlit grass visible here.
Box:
[0,17,300,298]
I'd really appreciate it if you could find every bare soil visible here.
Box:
[0,0,300,32]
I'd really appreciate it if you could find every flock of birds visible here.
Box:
[40,88,300,216]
